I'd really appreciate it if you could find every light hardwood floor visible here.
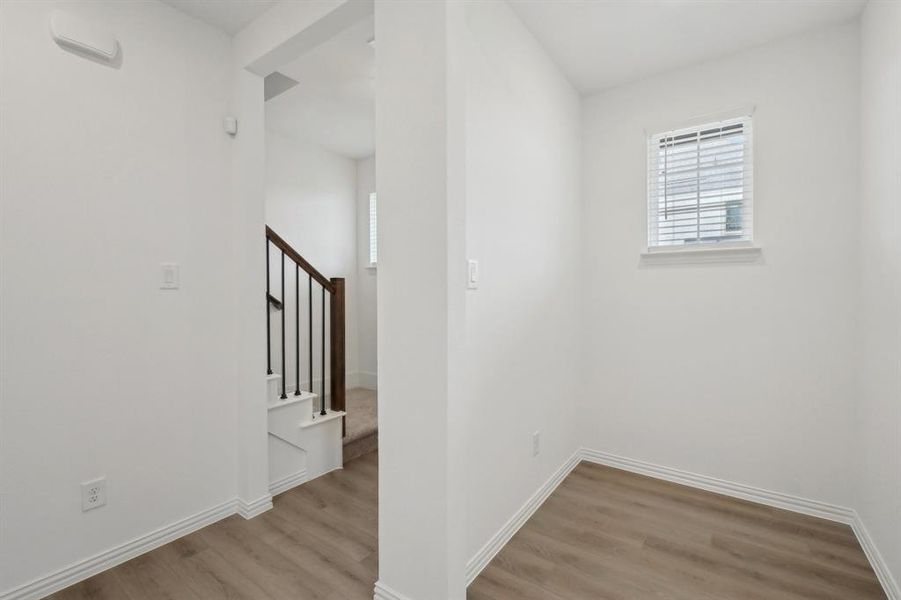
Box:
[48,451,378,600]
[49,454,884,600]
[468,461,886,600]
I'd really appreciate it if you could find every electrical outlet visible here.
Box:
[532,431,540,457]
[82,477,106,511]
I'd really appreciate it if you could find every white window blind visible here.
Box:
[647,116,753,249]
[368,192,377,265]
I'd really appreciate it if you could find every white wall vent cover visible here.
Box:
[50,10,119,62]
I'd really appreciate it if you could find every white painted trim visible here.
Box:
[581,448,854,523]
[236,494,273,519]
[464,447,896,600]
[269,468,309,497]
[347,370,360,389]
[267,389,317,411]
[581,448,898,600]
[640,244,762,266]
[465,448,582,585]
[0,499,236,600]
[373,581,413,600]
[851,513,901,600]
[644,104,756,139]
[357,370,378,390]
[299,409,345,428]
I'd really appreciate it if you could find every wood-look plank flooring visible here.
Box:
[48,455,885,600]
[468,461,886,600]
[48,451,378,600]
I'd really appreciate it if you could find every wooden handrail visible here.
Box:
[265,226,334,293]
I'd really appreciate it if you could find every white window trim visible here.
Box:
[640,241,762,265]
[643,105,761,262]
[644,104,756,144]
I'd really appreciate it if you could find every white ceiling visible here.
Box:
[507,0,867,94]
[160,0,277,35]
[265,15,375,160]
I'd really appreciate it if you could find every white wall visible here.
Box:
[580,23,861,507]
[374,0,467,596]
[0,0,238,593]
[355,155,378,388]
[264,130,360,392]
[858,0,901,589]
[461,0,582,564]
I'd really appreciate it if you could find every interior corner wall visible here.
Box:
[858,0,901,588]
[355,155,378,388]
[264,131,360,390]
[580,22,861,508]
[0,0,238,594]
[462,0,582,563]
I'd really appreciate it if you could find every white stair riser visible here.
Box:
[267,415,343,487]
[268,399,315,442]
[265,374,342,495]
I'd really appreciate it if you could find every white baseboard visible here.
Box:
[236,494,273,519]
[463,446,897,600]
[357,371,378,390]
[373,581,412,600]
[580,448,856,524]
[851,513,901,600]
[465,448,581,585]
[581,447,898,600]
[0,499,236,600]
[346,371,360,389]
[269,468,308,497]
[9,448,895,600]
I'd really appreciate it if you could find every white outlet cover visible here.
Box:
[81,477,106,511]
[532,431,540,457]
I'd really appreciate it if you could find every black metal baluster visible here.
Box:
[321,286,326,416]
[308,275,313,407]
[280,252,287,399]
[295,264,300,396]
[266,239,272,375]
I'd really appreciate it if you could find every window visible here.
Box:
[368,192,377,266]
[647,116,753,249]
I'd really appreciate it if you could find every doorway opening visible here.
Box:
[262,11,378,494]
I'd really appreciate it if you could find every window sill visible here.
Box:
[366,263,377,271]
[640,244,762,266]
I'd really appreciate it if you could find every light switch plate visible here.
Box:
[467,259,479,290]
[160,263,179,290]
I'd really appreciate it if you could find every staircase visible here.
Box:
[265,226,347,495]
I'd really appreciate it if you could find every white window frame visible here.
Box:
[643,107,760,263]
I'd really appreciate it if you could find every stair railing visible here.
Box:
[265,226,345,430]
